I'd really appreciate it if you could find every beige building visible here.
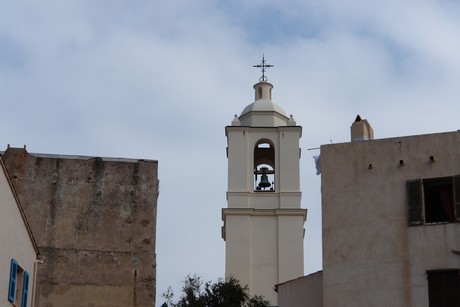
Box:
[0,155,40,307]
[276,117,460,306]
[222,78,307,305]
[321,118,460,306]
[1,146,158,307]
[277,271,322,307]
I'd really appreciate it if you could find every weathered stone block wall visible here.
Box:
[2,147,158,307]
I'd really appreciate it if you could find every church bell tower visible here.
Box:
[222,58,307,305]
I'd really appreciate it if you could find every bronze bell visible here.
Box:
[258,167,271,189]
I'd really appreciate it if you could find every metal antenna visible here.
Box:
[253,55,274,82]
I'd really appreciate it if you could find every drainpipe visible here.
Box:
[31,256,44,307]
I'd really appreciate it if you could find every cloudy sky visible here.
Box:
[1,0,460,304]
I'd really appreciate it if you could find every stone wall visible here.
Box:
[2,147,158,307]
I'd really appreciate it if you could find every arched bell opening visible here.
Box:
[254,139,275,191]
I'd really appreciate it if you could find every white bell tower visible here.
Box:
[222,58,307,306]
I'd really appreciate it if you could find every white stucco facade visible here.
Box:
[222,81,307,305]
[277,271,323,307]
[0,156,40,307]
[321,126,460,306]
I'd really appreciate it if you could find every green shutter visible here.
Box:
[8,258,17,303]
[407,179,423,225]
[21,271,30,307]
[454,175,460,222]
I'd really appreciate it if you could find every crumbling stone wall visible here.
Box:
[2,147,158,307]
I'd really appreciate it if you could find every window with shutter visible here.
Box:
[8,258,18,303]
[454,176,460,222]
[7,259,29,306]
[21,271,29,307]
[407,176,459,226]
[408,180,423,225]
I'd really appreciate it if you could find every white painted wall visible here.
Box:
[0,158,39,307]
[277,271,323,307]
[223,209,306,304]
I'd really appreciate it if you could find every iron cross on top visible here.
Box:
[253,55,274,82]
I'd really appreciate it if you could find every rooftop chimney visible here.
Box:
[351,115,374,141]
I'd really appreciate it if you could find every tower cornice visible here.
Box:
[222,208,307,219]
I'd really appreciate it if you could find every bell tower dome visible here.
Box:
[238,81,289,127]
[222,58,307,306]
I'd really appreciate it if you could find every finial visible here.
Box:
[253,54,274,82]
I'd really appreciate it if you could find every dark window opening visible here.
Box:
[254,140,275,192]
[424,178,455,223]
[427,270,460,307]
[407,176,460,226]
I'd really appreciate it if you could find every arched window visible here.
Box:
[253,139,275,191]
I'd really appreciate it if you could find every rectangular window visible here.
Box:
[407,176,460,225]
[427,269,460,306]
[8,258,29,307]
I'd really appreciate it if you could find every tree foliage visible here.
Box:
[161,274,271,307]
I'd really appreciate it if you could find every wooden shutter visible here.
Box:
[454,175,460,222]
[21,271,30,307]
[8,258,18,303]
[407,179,423,225]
